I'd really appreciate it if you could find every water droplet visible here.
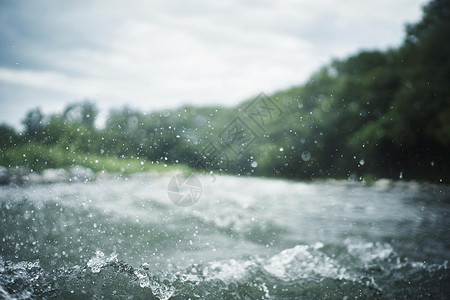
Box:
[251,161,258,168]
[301,151,311,162]
[279,147,284,152]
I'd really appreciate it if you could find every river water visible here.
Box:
[0,175,449,299]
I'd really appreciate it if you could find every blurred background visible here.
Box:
[1,0,449,182]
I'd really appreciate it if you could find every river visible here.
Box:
[0,174,449,299]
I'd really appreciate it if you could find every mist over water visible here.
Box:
[1,176,449,299]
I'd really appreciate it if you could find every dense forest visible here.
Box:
[1,0,449,183]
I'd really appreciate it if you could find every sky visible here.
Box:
[0,0,427,129]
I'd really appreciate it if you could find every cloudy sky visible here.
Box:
[0,0,426,129]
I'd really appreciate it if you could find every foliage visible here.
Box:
[0,0,448,182]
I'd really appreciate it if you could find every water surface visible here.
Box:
[1,175,449,299]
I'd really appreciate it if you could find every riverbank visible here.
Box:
[1,163,448,195]
[0,164,190,185]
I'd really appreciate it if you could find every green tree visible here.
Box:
[63,101,98,128]
[22,108,45,141]
[0,124,19,148]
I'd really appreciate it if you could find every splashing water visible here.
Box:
[0,175,449,299]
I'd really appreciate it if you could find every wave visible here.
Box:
[1,241,448,299]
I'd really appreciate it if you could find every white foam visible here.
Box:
[87,251,118,273]
[205,259,256,283]
[347,241,394,263]
[264,245,349,282]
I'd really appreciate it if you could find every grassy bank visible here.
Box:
[0,144,191,175]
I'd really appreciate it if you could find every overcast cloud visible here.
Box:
[0,0,426,129]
